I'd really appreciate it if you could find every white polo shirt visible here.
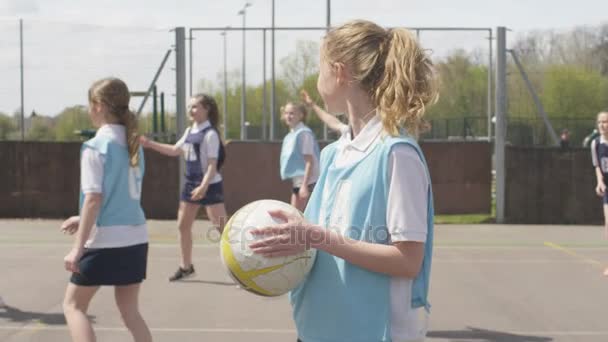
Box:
[291,122,320,187]
[81,124,148,249]
[331,115,429,342]
[175,120,223,184]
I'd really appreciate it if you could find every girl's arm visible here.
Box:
[140,136,182,157]
[298,155,313,198]
[250,216,424,278]
[301,90,347,134]
[596,167,605,186]
[315,230,424,278]
[73,193,102,249]
[64,147,103,273]
[301,155,313,187]
[64,193,102,273]
[310,103,348,134]
[595,167,606,196]
[298,131,315,198]
[191,160,218,200]
[591,140,605,195]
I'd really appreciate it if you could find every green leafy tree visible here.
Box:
[27,115,55,141]
[54,106,91,141]
[280,40,320,97]
[425,50,490,138]
[541,65,608,118]
[0,112,17,140]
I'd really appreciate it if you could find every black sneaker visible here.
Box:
[169,265,195,281]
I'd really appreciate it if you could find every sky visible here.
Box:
[0,0,606,117]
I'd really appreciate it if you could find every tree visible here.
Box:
[541,65,608,118]
[27,115,55,141]
[54,106,91,141]
[280,40,320,97]
[212,78,292,140]
[426,50,488,118]
[0,112,17,140]
[423,50,490,138]
[592,24,608,76]
[193,39,322,140]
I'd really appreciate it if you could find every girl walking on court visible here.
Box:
[591,110,608,276]
[61,78,152,342]
[280,102,320,212]
[250,20,437,342]
[140,94,227,281]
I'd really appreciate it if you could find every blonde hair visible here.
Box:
[88,78,140,166]
[322,20,438,137]
[284,102,308,121]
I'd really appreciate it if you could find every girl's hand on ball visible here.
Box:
[249,210,320,258]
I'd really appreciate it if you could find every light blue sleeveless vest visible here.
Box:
[280,125,320,180]
[290,134,434,342]
[79,135,146,227]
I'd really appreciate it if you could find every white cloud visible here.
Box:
[0,0,40,14]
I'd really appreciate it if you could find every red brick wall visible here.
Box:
[0,141,492,218]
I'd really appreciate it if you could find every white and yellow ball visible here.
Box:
[220,199,316,296]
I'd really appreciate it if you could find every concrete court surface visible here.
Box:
[1,219,608,342]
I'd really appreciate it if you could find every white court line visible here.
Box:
[436,245,607,249]
[0,255,594,263]
[0,242,605,250]
[433,259,590,263]
[0,255,223,261]
[0,242,598,248]
[0,243,219,248]
[0,325,295,333]
[2,325,608,336]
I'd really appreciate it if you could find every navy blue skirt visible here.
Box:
[70,243,148,286]
[181,181,224,206]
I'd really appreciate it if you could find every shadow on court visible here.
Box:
[428,327,553,341]
[0,305,77,325]
[180,279,236,286]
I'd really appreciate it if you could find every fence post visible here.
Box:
[495,26,507,223]
[175,27,187,196]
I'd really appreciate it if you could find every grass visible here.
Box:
[434,187,496,224]
[434,213,495,224]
